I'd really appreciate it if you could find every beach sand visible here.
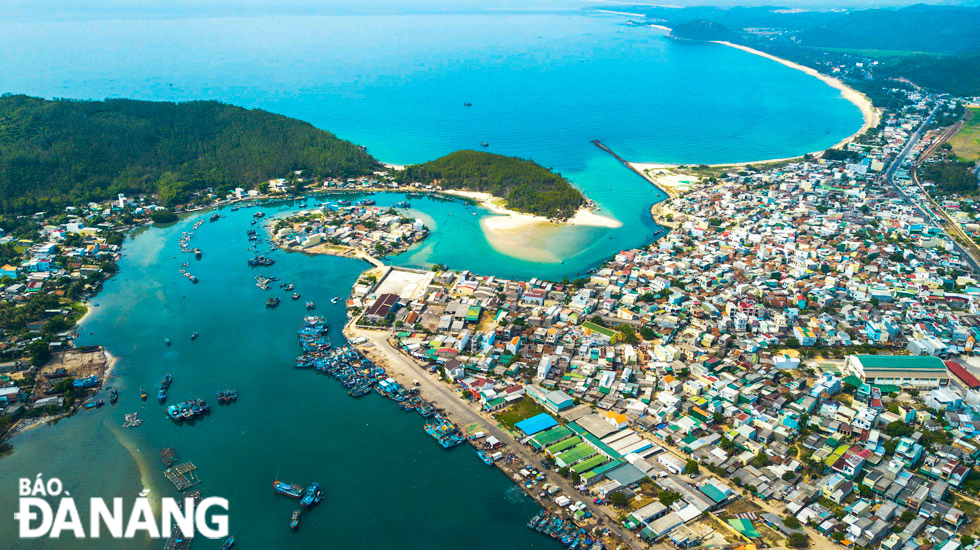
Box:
[437,190,621,262]
[440,189,622,262]
[715,41,881,149]
[442,189,621,230]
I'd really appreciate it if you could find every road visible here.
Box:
[883,102,980,273]
[348,325,645,549]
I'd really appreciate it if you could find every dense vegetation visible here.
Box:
[0,95,382,214]
[400,150,584,219]
[879,54,980,98]
[795,6,980,55]
[636,5,980,97]
[921,161,979,196]
[668,20,739,42]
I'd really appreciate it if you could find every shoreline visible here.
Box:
[713,40,881,149]
[440,189,622,231]
[620,23,881,194]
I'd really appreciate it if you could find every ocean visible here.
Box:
[0,5,863,548]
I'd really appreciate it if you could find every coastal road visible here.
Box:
[883,101,980,273]
[348,326,645,549]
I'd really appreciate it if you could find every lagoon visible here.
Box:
[0,6,865,549]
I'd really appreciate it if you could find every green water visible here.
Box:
[0,205,553,549]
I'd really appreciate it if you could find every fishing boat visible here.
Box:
[253,211,265,218]
[161,373,173,389]
[357,198,376,206]
[477,449,496,465]
[157,388,167,403]
[109,388,118,404]
[194,248,202,259]
[290,510,301,530]
[190,331,198,341]
[481,141,489,147]
[139,388,147,401]
[292,293,300,300]
[266,297,280,308]
[221,536,235,550]
[285,283,294,291]
[305,300,316,310]
[247,256,275,267]
[395,200,410,208]
[300,482,323,508]
[164,337,172,346]
[273,481,305,499]
[189,275,198,283]
[210,213,220,222]
[337,199,351,206]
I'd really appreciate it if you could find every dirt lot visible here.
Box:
[34,346,111,391]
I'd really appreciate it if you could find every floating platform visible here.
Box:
[159,447,178,467]
[164,462,201,491]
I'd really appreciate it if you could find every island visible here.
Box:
[398,150,585,220]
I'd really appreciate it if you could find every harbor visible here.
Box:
[0,203,558,550]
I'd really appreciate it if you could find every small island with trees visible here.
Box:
[398,150,585,220]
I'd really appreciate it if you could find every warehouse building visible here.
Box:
[843,355,949,389]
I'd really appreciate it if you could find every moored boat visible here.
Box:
[300,482,322,508]
[273,480,305,499]
[109,388,118,404]
[290,510,301,530]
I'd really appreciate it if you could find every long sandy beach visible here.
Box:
[714,40,881,146]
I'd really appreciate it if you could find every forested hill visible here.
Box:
[668,20,739,43]
[0,95,382,214]
[399,150,585,219]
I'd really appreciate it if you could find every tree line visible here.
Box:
[0,95,382,214]
[399,150,585,219]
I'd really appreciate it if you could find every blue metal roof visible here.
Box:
[515,413,558,436]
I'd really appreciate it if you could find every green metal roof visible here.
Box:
[700,483,728,503]
[570,455,608,474]
[556,442,596,467]
[530,425,573,448]
[855,355,946,371]
[546,436,581,455]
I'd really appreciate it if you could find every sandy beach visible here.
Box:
[714,41,881,148]
[441,189,622,230]
[439,190,622,263]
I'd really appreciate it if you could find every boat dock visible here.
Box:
[163,491,201,550]
[163,462,201,491]
[159,447,178,467]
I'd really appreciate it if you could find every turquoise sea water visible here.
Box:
[0,9,862,277]
[0,7,864,549]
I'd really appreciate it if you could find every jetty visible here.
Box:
[590,139,677,198]
[163,491,201,550]
[164,462,201,491]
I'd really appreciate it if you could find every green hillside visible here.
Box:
[399,150,584,219]
[0,95,382,213]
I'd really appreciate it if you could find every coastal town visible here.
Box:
[2,39,980,550]
[329,87,980,550]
